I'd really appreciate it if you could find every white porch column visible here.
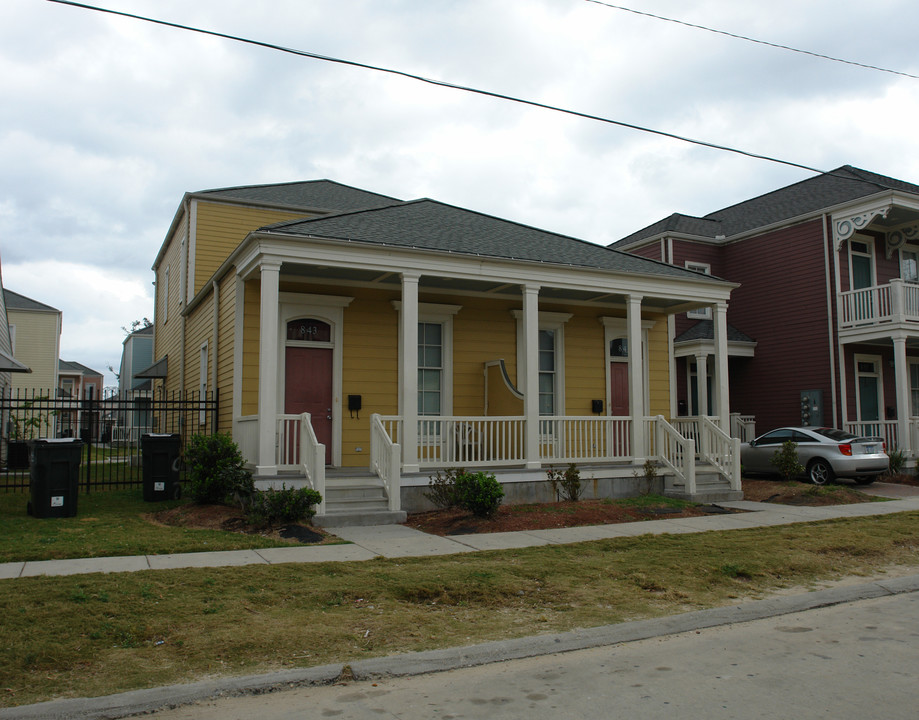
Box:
[713,301,730,429]
[401,273,420,473]
[522,284,541,469]
[694,352,709,418]
[627,294,645,458]
[256,260,281,475]
[893,334,910,453]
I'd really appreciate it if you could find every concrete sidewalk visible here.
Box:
[3,483,919,579]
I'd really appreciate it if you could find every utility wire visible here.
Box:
[585,0,919,81]
[48,0,830,177]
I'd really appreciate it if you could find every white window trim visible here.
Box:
[909,357,919,417]
[277,292,354,467]
[600,317,654,416]
[512,310,572,416]
[198,341,208,425]
[394,301,460,417]
[685,262,712,319]
[162,266,170,323]
[848,235,877,290]
[853,353,883,423]
[899,244,919,283]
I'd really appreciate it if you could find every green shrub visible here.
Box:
[424,468,464,509]
[771,440,805,481]
[547,463,582,501]
[454,471,504,518]
[888,448,906,475]
[184,433,254,506]
[246,486,323,527]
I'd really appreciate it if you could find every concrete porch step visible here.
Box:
[318,475,406,528]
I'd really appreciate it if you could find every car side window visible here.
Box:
[757,430,794,445]
[793,431,816,443]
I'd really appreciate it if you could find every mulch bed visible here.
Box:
[147,503,329,544]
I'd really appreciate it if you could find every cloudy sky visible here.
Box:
[2,0,918,387]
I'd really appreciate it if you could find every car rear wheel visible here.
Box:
[854,476,878,486]
[807,459,834,486]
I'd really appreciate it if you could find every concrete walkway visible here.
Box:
[2,482,919,579]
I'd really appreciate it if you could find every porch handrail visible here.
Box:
[700,416,741,491]
[647,415,696,495]
[415,416,527,468]
[276,414,302,468]
[729,413,756,442]
[371,413,401,512]
[845,420,898,452]
[539,416,631,463]
[839,284,893,327]
[298,412,326,515]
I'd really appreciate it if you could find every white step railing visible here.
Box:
[371,413,401,512]
[646,415,696,495]
[699,416,741,491]
[277,414,302,468]
[298,412,326,514]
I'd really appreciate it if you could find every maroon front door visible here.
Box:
[285,346,333,465]
[609,362,630,416]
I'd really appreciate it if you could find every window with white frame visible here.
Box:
[162,266,170,323]
[910,360,919,417]
[685,262,712,319]
[901,246,919,283]
[849,238,875,290]
[199,342,208,424]
[538,329,556,415]
[418,322,443,416]
[512,310,571,417]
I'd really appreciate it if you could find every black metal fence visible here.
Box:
[0,387,218,492]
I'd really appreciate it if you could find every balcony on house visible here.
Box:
[839,279,919,330]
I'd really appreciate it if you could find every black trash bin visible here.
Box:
[141,433,182,501]
[28,439,82,518]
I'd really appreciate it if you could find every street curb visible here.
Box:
[5,573,919,719]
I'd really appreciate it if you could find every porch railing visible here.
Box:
[539,416,631,463]
[277,414,302,469]
[845,420,898,451]
[298,413,326,514]
[700,416,741,491]
[646,416,696,495]
[730,413,756,442]
[371,413,401,511]
[839,279,919,328]
[415,416,527,467]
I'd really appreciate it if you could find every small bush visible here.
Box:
[246,486,323,527]
[454,471,504,518]
[547,463,582,501]
[633,458,659,495]
[184,433,254,506]
[424,468,464,509]
[888,448,906,475]
[771,440,805,481]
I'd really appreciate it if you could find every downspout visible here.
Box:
[822,215,839,427]
[179,198,189,395]
[211,278,219,431]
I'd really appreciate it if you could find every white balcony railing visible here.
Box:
[839,279,919,329]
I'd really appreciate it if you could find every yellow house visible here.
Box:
[4,289,61,394]
[151,181,740,525]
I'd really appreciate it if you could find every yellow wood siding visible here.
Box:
[240,279,260,415]
[9,309,59,392]
[646,315,670,418]
[216,273,236,432]
[153,223,186,395]
[192,203,313,297]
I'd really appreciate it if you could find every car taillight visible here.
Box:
[839,443,852,456]
[883,442,887,453]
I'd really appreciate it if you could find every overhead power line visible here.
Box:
[48,0,831,177]
[585,0,919,81]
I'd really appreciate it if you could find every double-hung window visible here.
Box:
[418,322,443,416]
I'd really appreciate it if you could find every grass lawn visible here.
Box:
[0,489,318,563]
[2,511,919,708]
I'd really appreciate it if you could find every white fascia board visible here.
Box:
[673,339,757,358]
[250,233,737,302]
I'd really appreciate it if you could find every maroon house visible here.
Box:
[612,166,919,457]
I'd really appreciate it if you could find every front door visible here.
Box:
[285,346,333,464]
[609,362,629,416]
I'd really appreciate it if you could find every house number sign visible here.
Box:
[287,319,331,342]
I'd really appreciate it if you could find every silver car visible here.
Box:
[741,426,888,485]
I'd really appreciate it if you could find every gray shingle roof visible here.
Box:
[263,198,721,281]
[59,360,103,376]
[614,165,919,247]
[674,320,755,344]
[197,179,400,213]
[3,289,59,313]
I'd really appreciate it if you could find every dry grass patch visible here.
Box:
[2,511,919,707]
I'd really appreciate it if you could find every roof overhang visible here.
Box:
[135,356,168,379]
[0,348,30,373]
[674,339,757,358]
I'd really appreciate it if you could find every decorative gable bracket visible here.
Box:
[833,205,891,250]
[886,223,919,258]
